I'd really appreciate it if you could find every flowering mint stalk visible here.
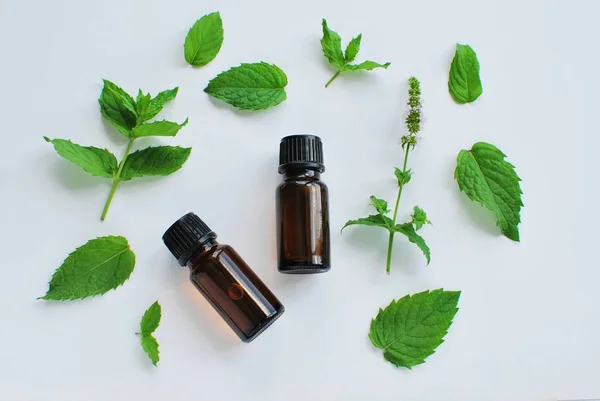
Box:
[343,77,431,274]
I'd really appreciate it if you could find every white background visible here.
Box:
[0,0,598,400]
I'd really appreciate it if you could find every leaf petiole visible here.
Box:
[325,71,341,88]
[101,138,135,221]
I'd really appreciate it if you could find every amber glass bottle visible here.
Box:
[276,135,330,274]
[162,213,284,343]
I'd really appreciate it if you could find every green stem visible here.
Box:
[325,70,341,88]
[100,138,135,221]
[385,144,411,274]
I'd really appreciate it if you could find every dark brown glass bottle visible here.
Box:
[276,135,330,274]
[162,213,284,343]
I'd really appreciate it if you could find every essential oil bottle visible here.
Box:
[276,134,331,274]
[162,213,284,343]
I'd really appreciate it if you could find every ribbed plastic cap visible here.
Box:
[162,213,216,266]
[278,135,325,173]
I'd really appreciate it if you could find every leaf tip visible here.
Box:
[43,136,51,143]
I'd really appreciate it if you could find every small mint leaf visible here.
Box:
[120,146,191,180]
[369,195,390,215]
[184,12,224,67]
[411,206,431,231]
[392,223,431,264]
[394,168,412,186]
[342,214,393,232]
[140,301,162,336]
[344,34,362,63]
[320,19,345,68]
[45,138,118,178]
[131,119,188,138]
[99,80,137,137]
[343,61,390,71]
[137,87,179,123]
[141,335,160,366]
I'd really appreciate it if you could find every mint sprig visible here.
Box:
[39,236,135,301]
[45,80,191,220]
[320,19,390,88]
[343,77,430,273]
[455,142,523,241]
[137,301,161,366]
[370,289,461,369]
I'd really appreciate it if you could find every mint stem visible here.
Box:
[100,138,135,221]
[325,71,341,88]
[385,144,411,274]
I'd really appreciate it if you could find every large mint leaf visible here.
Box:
[448,44,482,104]
[39,236,135,301]
[369,289,461,369]
[99,80,138,137]
[204,62,288,111]
[455,142,523,241]
[44,137,117,178]
[184,12,224,67]
[120,146,191,180]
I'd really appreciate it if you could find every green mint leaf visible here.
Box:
[393,223,431,264]
[120,146,191,180]
[321,19,345,67]
[411,206,431,231]
[99,80,138,137]
[344,34,362,63]
[395,168,412,186]
[204,62,288,111]
[448,44,482,104]
[184,12,224,67]
[135,90,152,119]
[131,119,188,138]
[44,137,117,178]
[137,87,179,123]
[39,236,135,301]
[141,335,160,366]
[343,60,391,71]
[140,301,161,336]
[369,289,461,369]
[455,142,523,241]
[369,195,390,215]
[342,214,393,231]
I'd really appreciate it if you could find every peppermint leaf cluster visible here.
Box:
[45,80,191,220]
[343,77,430,273]
[137,301,162,366]
[321,19,390,87]
[39,236,135,301]
[370,289,461,369]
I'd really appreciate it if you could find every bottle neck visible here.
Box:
[186,237,219,268]
[282,168,321,180]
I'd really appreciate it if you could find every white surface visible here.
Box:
[0,0,598,400]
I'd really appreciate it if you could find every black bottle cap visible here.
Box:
[278,134,325,173]
[162,213,217,266]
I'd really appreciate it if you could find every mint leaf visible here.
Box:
[393,223,431,264]
[370,195,390,215]
[448,44,482,104]
[137,87,179,123]
[44,137,117,178]
[321,19,345,67]
[370,289,460,369]
[395,168,412,186]
[344,61,391,71]
[140,301,161,335]
[99,80,138,137]
[321,19,390,87]
[184,12,224,67]
[411,206,431,231]
[138,301,161,366]
[344,34,362,63]
[455,142,523,241]
[120,146,191,180]
[204,62,288,111]
[135,90,151,120]
[342,214,393,231]
[141,335,160,366]
[131,119,188,138]
[39,236,135,301]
